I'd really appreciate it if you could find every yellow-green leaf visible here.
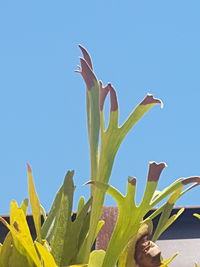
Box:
[27,163,42,243]
[0,202,42,267]
[20,199,29,216]
[160,252,178,266]
[0,232,34,267]
[193,213,200,220]
[35,241,57,267]
[88,250,105,267]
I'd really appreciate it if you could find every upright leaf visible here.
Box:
[27,163,42,243]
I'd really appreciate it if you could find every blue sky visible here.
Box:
[0,1,200,214]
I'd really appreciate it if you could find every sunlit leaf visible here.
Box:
[77,196,85,216]
[88,250,105,267]
[35,241,57,267]
[0,232,34,267]
[27,163,42,243]
[193,213,200,220]
[20,199,29,216]
[160,252,178,266]
[0,202,42,267]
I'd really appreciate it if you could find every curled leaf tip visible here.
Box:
[79,58,97,90]
[141,94,163,108]
[128,177,136,186]
[148,162,167,182]
[26,163,32,173]
[79,45,93,70]
[182,176,200,185]
[84,180,94,186]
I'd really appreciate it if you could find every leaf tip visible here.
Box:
[128,176,136,186]
[148,162,167,182]
[99,82,118,111]
[79,57,97,90]
[78,44,93,70]
[26,163,32,173]
[84,180,94,186]
[182,176,200,185]
[141,94,163,108]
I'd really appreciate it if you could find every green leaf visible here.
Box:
[77,196,85,216]
[153,208,184,242]
[152,188,183,242]
[27,164,42,243]
[41,179,65,241]
[40,204,47,221]
[78,46,100,185]
[50,171,75,266]
[120,94,162,140]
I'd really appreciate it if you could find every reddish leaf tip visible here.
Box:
[99,82,118,112]
[182,176,200,185]
[141,94,163,108]
[84,180,94,186]
[26,163,32,173]
[148,162,167,182]
[79,58,97,90]
[79,45,93,70]
[110,85,118,112]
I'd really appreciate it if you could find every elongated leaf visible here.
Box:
[120,94,162,139]
[35,242,57,267]
[77,196,85,216]
[41,181,64,241]
[58,197,92,265]
[50,183,70,265]
[27,164,42,243]
[152,188,182,242]
[42,170,75,243]
[20,199,29,216]
[51,171,76,266]
[78,46,100,185]
[153,208,184,242]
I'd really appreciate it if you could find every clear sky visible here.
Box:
[0,1,200,214]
